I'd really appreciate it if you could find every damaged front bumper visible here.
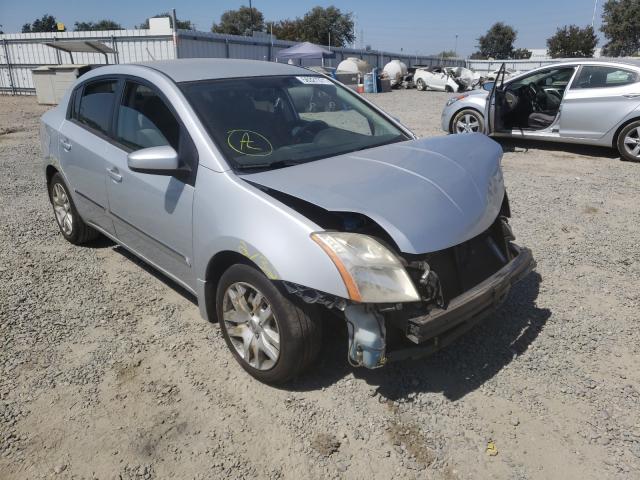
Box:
[389,244,535,362]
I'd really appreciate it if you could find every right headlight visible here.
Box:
[311,231,420,303]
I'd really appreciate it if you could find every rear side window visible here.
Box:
[77,80,118,135]
[573,66,638,89]
[115,82,179,151]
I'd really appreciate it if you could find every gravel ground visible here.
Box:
[1,90,639,480]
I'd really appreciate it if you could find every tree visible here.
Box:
[269,6,354,46]
[546,25,597,58]
[298,6,354,47]
[469,51,487,60]
[271,19,302,41]
[601,0,640,56]
[137,13,194,30]
[475,22,517,59]
[437,50,458,58]
[21,14,61,33]
[512,48,533,59]
[74,20,124,31]
[212,6,264,35]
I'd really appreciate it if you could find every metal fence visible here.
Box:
[0,27,465,96]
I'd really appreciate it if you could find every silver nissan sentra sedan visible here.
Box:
[41,59,534,383]
[441,60,640,162]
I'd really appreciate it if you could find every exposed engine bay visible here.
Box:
[256,182,533,369]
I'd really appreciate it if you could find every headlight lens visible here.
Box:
[446,94,468,106]
[311,232,420,303]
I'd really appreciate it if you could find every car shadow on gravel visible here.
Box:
[289,271,550,401]
[112,245,198,304]
[498,138,618,159]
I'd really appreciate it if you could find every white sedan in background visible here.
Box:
[414,67,460,92]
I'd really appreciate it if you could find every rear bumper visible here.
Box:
[403,244,535,345]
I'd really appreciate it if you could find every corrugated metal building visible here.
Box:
[0,20,465,96]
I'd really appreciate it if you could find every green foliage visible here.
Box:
[469,52,487,60]
[74,20,124,32]
[271,6,354,47]
[601,0,640,56]
[21,14,60,33]
[512,48,532,59]
[437,50,458,58]
[546,25,597,58]
[212,6,264,35]
[137,13,194,30]
[271,19,302,41]
[475,22,517,59]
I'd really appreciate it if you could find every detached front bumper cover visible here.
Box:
[403,244,535,346]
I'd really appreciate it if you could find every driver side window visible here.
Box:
[116,82,180,151]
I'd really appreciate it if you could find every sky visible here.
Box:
[0,0,605,56]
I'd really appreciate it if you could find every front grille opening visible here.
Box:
[404,216,510,306]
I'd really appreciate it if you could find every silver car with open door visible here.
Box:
[442,60,640,162]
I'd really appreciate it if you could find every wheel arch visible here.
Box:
[449,107,484,133]
[612,116,640,149]
[202,250,263,323]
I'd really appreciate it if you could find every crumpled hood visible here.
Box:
[243,133,505,254]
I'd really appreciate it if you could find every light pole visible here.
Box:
[591,0,598,28]
[454,34,458,57]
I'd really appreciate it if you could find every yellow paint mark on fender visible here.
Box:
[238,241,278,280]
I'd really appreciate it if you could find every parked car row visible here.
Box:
[441,60,640,162]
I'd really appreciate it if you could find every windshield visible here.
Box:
[180,75,409,171]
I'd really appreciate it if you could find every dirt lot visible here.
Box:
[1,90,639,480]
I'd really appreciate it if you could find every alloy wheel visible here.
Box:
[222,282,280,370]
[455,113,481,133]
[623,126,640,159]
[52,183,73,236]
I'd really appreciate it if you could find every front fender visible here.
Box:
[193,167,349,307]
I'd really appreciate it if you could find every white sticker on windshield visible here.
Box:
[296,76,333,85]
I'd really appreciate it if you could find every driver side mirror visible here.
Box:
[482,81,495,92]
[127,145,179,175]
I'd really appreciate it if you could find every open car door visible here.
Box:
[485,63,506,134]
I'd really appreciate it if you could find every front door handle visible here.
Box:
[623,93,640,98]
[60,138,72,151]
[107,167,122,183]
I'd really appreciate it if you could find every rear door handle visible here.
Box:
[623,93,640,98]
[107,167,122,183]
[60,138,72,151]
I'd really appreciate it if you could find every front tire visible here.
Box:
[416,78,426,91]
[216,264,322,384]
[451,109,484,134]
[48,173,99,244]
[617,120,640,162]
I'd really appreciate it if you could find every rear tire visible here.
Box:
[617,120,640,162]
[48,173,99,244]
[216,264,322,384]
[416,78,426,91]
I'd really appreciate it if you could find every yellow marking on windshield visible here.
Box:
[227,129,273,157]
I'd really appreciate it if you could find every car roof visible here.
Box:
[530,59,640,71]
[132,58,316,83]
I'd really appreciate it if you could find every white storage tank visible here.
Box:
[383,59,408,87]
[337,57,371,75]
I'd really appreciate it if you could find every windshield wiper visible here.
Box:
[235,160,302,172]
